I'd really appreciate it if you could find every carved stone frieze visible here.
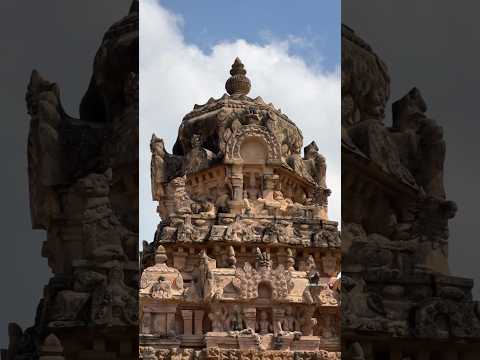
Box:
[142,58,340,356]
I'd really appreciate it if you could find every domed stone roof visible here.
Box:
[172,59,304,161]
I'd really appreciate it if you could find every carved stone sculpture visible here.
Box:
[141,58,340,357]
[341,24,480,358]
[4,3,139,359]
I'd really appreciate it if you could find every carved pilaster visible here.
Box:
[182,310,193,335]
[194,310,205,335]
[142,312,152,334]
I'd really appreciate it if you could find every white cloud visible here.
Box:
[140,0,341,244]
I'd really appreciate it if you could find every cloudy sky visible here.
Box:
[139,0,341,244]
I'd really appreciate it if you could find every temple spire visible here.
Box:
[225,57,251,96]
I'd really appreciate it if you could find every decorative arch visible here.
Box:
[225,125,281,164]
[231,262,294,300]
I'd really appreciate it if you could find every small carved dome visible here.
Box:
[40,334,64,354]
[225,58,251,96]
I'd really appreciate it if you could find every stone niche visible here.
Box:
[140,58,341,360]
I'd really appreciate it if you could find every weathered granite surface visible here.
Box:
[2,2,139,360]
[342,24,480,359]
[140,58,341,360]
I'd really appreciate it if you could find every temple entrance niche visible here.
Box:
[256,281,273,335]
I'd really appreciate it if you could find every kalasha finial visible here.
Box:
[225,57,251,96]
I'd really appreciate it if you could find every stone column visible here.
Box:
[181,310,193,335]
[242,307,256,330]
[153,313,167,336]
[417,350,430,360]
[194,310,205,335]
[321,314,333,338]
[389,349,402,360]
[228,165,244,214]
[263,174,276,201]
[231,165,243,201]
[141,312,152,334]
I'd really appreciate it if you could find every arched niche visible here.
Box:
[225,125,281,165]
[240,138,268,164]
[258,281,273,301]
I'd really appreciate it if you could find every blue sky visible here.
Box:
[158,0,340,71]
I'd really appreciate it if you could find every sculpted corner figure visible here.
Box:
[392,87,447,199]
[304,141,327,188]
[150,134,167,200]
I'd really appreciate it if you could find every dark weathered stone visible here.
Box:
[3,3,139,360]
[341,24,480,359]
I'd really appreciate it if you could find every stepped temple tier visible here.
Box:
[341,25,480,359]
[140,58,341,359]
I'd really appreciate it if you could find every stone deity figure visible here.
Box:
[392,87,447,199]
[209,306,227,332]
[150,134,166,200]
[151,276,172,299]
[282,306,297,332]
[287,143,314,183]
[256,310,272,335]
[305,255,320,285]
[225,215,244,242]
[300,307,317,336]
[229,305,247,331]
[304,141,327,188]
[92,266,138,326]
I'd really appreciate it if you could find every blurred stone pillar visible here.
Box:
[141,311,152,334]
[182,310,193,335]
[194,310,204,335]
[389,349,402,360]
[417,350,430,360]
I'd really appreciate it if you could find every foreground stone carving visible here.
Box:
[342,24,480,359]
[140,58,341,359]
[2,3,138,360]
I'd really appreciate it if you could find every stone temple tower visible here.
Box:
[341,24,480,359]
[140,59,341,360]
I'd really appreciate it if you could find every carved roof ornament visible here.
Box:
[225,57,251,96]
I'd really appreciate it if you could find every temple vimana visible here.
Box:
[341,24,480,359]
[140,59,341,359]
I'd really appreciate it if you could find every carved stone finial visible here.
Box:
[225,58,251,96]
[155,245,167,264]
[39,334,64,358]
